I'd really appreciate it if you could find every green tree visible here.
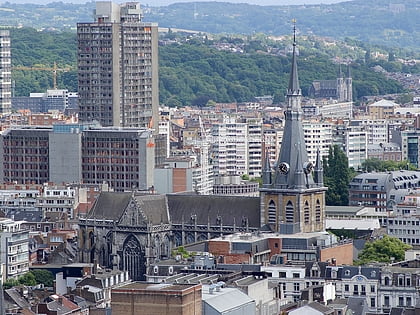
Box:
[323,145,352,206]
[361,158,416,172]
[31,269,54,287]
[18,272,36,286]
[2,278,19,289]
[355,235,411,265]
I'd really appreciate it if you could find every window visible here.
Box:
[304,201,310,224]
[278,272,286,278]
[344,270,350,276]
[353,285,358,294]
[293,283,300,292]
[268,200,276,225]
[384,296,390,307]
[293,273,300,278]
[399,296,404,306]
[370,298,375,307]
[407,297,412,307]
[285,201,294,223]
[370,285,375,293]
[315,200,321,223]
[344,284,349,292]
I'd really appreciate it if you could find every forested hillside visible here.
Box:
[9,28,404,106]
[0,0,418,51]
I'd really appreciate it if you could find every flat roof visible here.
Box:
[113,281,200,292]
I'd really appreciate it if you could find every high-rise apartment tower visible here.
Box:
[0,30,11,114]
[77,1,158,129]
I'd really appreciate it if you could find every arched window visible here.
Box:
[384,276,390,286]
[315,199,321,223]
[122,235,145,281]
[268,200,276,225]
[304,201,310,224]
[285,201,294,223]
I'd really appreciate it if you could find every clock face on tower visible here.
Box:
[278,162,290,175]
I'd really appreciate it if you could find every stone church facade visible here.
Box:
[78,193,260,280]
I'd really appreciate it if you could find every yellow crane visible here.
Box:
[13,62,73,90]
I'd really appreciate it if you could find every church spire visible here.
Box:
[287,20,300,96]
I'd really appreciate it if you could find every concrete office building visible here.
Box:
[77,1,158,129]
[0,30,11,114]
[0,124,155,192]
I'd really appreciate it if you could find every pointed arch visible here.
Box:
[304,200,310,224]
[285,200,294,223]
[315,199,321,223]
[268,200,276,225]
[121,234,145,281]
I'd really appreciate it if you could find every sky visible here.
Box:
[6,0,350,6]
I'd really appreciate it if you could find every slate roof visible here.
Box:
[167,194,260,227]
[133,194,169,224]
[86,192,131,221]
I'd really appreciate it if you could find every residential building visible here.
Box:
[77,1,159,129]
[37,184,77,220]
[333,122,367,169]
[211,117,248,177]
[326,265,381,313]
[368,99,399,119]
[302,120,332,164]
[0,30,11,114]
[0,217,30,279]
[348,170,420,212]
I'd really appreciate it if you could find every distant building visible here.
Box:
[0,30,11,114]
[12,90,77,113]
[308,65,352,102]
[77,1,159,129]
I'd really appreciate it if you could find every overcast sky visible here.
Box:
[5,0,350,6]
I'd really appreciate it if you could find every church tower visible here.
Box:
[260,25,327,234]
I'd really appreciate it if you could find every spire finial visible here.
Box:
[287,19,300,95]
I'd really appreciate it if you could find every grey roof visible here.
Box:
[5,288,31,309]
[167,194,260,227]
[86,192,169,225]
[87,192,131,221]
[347,296,368,315]
[133,194,169,224]
[202,286,255,312]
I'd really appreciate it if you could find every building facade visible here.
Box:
[77,1,158,129]
[0,30,11,114]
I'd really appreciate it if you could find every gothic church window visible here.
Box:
[285,201,294,223]
[268,200,276,224]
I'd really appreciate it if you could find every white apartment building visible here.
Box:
[0,30,11,114]
[333,123,367,169]
[37,184,76,220]
[263,128,283,168]
[0,217,29,279]
[302,121,333,164]
[243,117,263,177]
[211,117,249,177]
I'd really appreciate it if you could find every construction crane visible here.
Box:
[13,61,73,90]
